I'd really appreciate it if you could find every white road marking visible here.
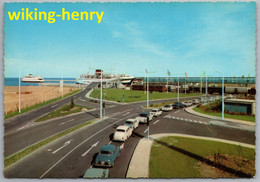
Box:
[52,140,72,154]
[176,117,179,120]
[51,104,58,108]
[81,141,99,157]
[120,143,124,150]
[174,110,180,113]
[194,120,197,123]
[58,119,75,126]
[172,116,175,119]
[122,112,130,116]
[185,119,188,121]
[144,128,148,133]
[17,123,34,131]
[164,114,170,118]
[40,113,137,178]
[190,120,192,122]
[47,149,52,152]
[79,98,86,102]
[153,120,160,125]
[180,118,183,120]
[108,141,112,145]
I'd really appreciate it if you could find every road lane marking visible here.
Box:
[120,143,124,150]
[180,118,183,120]
[185,119,188,121]
[108,141,112,145]
[58,119,75,126]
[52,140,73,154]
[174,110,180,113]
[51,104,58,108]
[122,112,130,116]
[176,117,179,120]
[144,128,148,133]
[153,120,159,125]
[190,120,192,122]
[17,123,34,131]
[172,116,175,119]
[164,114,170,118]
[40,113,137,178]
[81,141,99,157]
[79,98,86,102]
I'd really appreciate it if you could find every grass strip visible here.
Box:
[90,88,202,103]
[193,107,255,122]
[4,89,81,119]
[4,118,97,168]
[35,104,92,122]
[149,136,255,178]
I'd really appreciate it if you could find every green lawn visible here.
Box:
[90,89,202,103]
[35,104,92,122]
[193,107,255,122]
[149,136,255,178]
[5,89,81,119]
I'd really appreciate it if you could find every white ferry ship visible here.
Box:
[22,74,44,83]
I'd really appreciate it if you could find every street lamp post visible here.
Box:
[177,76,179,101]
[145,69,149,108]
[19,72,21,113]
[100,71,103,119]
[222,73,224,120]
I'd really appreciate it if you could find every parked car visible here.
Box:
[161,105,173,111]
[113,125,132,142]
[150,108,162,117]
[192,99,200,104]
[94,145,120,167]
[83,168,109,178]
[172,102,185,109]
[124,118,139,130]
[182,101,193,107]
[140,112,153,121]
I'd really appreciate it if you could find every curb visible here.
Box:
[185,106,255,126]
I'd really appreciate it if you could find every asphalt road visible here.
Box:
[4,86,255,178]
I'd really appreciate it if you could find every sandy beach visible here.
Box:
[4,86,79,115]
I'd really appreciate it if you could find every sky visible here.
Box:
[4,2,256,78]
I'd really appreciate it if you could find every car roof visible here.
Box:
[140,112,149,115]
[126,119,135,122]
[116,125,129,130]
[100,145,116,152]
[83,168,109,178]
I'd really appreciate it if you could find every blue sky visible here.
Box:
[4,2,256,78]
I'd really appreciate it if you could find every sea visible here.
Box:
[4,78,77,86]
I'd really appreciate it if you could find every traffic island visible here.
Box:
[127,134,255,178]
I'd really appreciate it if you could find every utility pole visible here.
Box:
[222,74,224,120]
[145,69,149,107]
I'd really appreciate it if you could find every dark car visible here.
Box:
[94,145,120,167]
[172,102,185,109]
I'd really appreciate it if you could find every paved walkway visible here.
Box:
[185,106,255,126]
[126,133,255,178]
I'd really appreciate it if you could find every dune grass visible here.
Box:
[4,89,81,119]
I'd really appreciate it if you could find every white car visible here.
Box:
[161,105,173,112]
[192,99,200,104]
[113,125,133,142]
[124,118,139,129]
[150,108,162,117]
[135,116,148,124]
[182,101,193,107]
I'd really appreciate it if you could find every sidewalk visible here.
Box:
[185,106,255,126]
[126,133,255,178]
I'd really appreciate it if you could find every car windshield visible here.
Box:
[116,129,126,132]
[100,151,112,155]
[140,113,148,117]
[152,110,157,112]
[126,121,133,124]
[165,105,170,107]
